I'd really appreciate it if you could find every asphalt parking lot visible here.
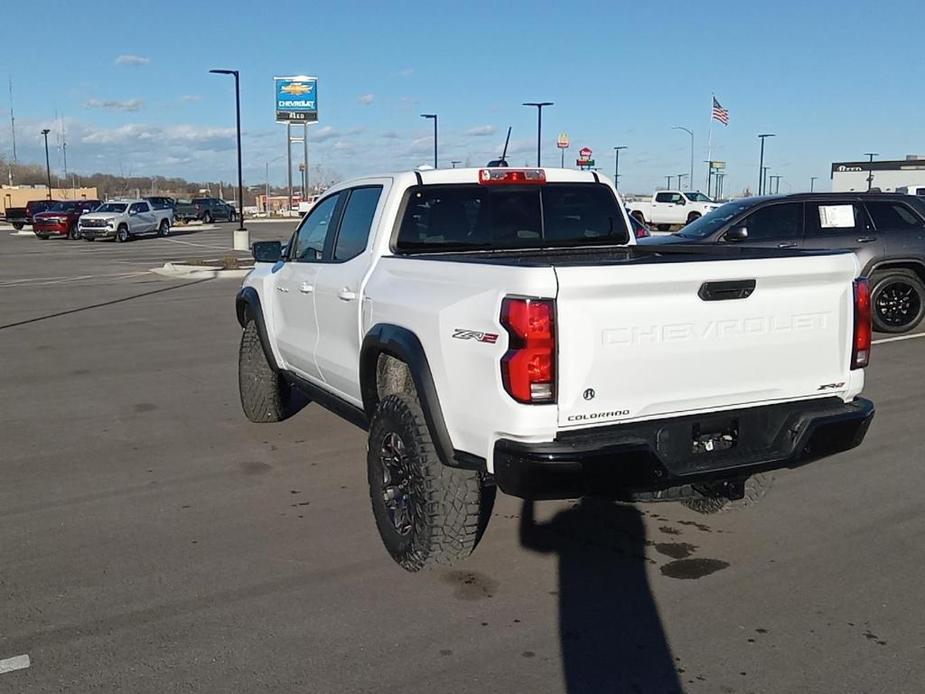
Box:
[2,224,925,694]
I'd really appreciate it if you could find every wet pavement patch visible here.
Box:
[659,558,729,579]
[240,462,272,475]
[440,570,499,600]
[653,542,697,559]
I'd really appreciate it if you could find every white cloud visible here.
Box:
[358,94,375,106]
[180,95,202,103]
[80,123,235,147]
[311,126,365,143]
[115,54,150,66]
[84,98,145,112]
[465,125,497,137]
[381,130,402,140]
[394,68,414,78]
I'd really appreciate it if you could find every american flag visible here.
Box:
[712,97,729,125]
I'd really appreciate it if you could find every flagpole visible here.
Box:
[706,94,714,196]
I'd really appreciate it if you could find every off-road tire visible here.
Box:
[870,269,925,334]
[158,220,170,237]
[368,393,493,571]
[238,319,290,422]
[683,473,774,514]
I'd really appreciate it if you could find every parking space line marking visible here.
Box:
[0,654,30,674]
[873,332,925,345]
[0,271,149,287]
[162,238,235,251]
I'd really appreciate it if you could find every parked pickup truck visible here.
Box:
[627,190,720,230]
[234,167,875,571]
[79,199,173,242]
[5,200,57,230]
[33,199,101,239]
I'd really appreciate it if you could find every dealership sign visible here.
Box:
[557,133,570,149]
[275,76,318,123]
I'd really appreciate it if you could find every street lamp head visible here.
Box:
[420,113,436,120]
[864,152,879,157]
[522,102,554,107]
[209,69,237,76]
[758,133,776,138]
[613,145,627,151]
[41,128,50,135]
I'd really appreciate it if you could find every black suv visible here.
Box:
[642,193,925,333]
[190,197,237,223]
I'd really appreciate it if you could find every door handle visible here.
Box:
[338,288,357,301]
[857,236,877,243]
[299,283,313,294]
[777,242,798,249]
[276,286,289,293]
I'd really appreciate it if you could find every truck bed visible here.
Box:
[399,243,853,268]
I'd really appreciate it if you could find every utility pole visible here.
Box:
[420,114,438,168]
[522,102,553,167]
[864,152,878,191]
[612,146,627,190]
[672,126,694,191]
[41,128,52,198]
[757,133,775,194]
[810,176,818,192]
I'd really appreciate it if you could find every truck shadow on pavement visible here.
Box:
[519,499,682,694]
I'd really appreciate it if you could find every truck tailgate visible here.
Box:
[554,254,858,428]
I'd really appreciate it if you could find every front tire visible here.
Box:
[203,212,213,224]
[367,393,493,572]
[686,212,702,224]
[871,270,925,333]
[158,220,170,237]
[116,226,130,243]
[68,224,80,240]
[238,319,290,422]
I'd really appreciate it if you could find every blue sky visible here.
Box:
[3,0,924,194]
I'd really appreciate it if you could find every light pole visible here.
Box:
[864,152,878,191]
[450,160,461,168]
[40,128,52,198]
[672,126,694,191]
[209,69,246,233]
[613,146,627,190]
[769,175,782,194]
[757,133,775,194]
[810,176,818,192]
[677,173,687,190]
[420,114,437,168]
[762,167,770,196]
[523,102,553,167]
[665,175,672,189]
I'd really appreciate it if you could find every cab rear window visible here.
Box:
[396,183,629,252]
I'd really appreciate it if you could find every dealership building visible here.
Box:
[831,155,925,193]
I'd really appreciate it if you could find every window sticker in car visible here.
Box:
[818,205,855,229]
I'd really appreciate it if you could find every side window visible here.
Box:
[865,201,923,229]
[293,193,341,261]
[129,202,146,214]
[740,202,803,241]
[805,202,867,235]
[334,186,383,261]
[654,192,673,203]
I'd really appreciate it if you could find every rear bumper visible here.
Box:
[493,397,874,500]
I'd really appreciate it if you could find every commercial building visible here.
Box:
[831,155,925,192]
[1,185,100,216]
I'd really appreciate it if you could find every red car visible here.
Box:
[33,200,101,240]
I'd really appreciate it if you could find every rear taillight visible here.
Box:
[500,297,556,404]
[479,169,546,185]
[634,223,650,239]
[852,278,871,369]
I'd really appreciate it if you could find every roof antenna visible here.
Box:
[487,127,511,167]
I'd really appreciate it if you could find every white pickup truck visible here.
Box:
[235,167,875,571]
[78,199,173,242]
[627,190,720,230]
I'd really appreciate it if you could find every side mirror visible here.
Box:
[725,226,748,242]
[675,198,686,205]
[252,240,283,263]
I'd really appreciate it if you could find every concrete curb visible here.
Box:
[9,230,36,237]
[151,262,253,280]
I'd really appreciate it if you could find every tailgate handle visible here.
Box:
[698,279,756,301]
